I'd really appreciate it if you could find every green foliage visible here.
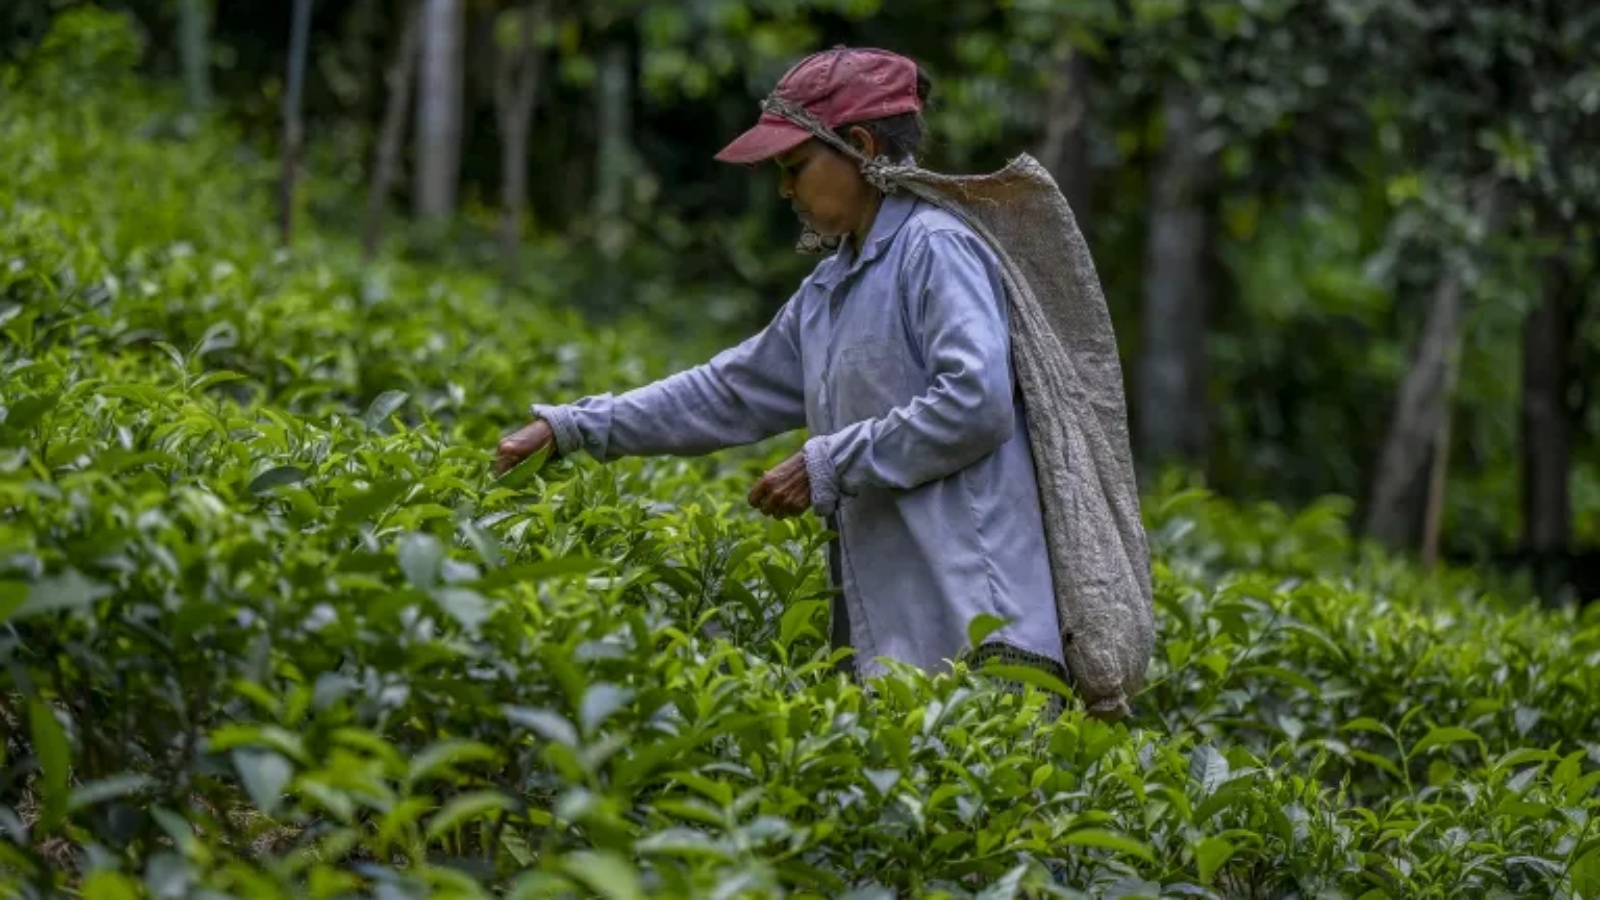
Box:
[4,18,1600,900]
[16,5,144,95]
[11,0,1599,565]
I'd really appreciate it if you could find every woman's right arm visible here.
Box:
[526,293,807,463]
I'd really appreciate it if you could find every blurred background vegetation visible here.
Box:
[5,0,1598,603]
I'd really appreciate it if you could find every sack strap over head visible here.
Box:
[760,93,918,253]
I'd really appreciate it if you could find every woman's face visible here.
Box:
[774,127,880,240]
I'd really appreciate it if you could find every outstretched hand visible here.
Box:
[494,419,558,478]
[748,451,811,519]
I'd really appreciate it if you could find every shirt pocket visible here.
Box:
[833,339,920,425]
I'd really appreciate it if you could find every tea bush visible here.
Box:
[4,12,1600,899]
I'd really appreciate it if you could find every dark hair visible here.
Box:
[834,66,933,162]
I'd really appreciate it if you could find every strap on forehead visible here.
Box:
[760,93,909,196]
[761,95,864,163]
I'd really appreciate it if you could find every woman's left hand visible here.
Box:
[749,451,812,519]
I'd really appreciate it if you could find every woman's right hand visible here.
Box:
[494,418,558,477]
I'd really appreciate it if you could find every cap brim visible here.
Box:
[714,114,813,165]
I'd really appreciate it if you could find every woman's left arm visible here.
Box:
[803,228,1016,516]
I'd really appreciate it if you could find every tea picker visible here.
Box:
[495,47,1154,719]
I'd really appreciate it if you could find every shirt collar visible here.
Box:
[812,192,920,288]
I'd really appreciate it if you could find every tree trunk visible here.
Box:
[177,0,210,112]
[414,0,465,221]
[1521,254,1573,603]
[1136,85,1217,470]
[1420,373,1455,571]
[495,1,547,275]
[279,0,314,246]
[1367,279,1464,550]
[362,0,422,259]
[1037,47,1092,230]
[1365,183,1505,549]
[592,40,634,258]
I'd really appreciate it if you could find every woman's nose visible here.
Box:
[777,172,795,199]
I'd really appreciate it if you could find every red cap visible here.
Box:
[715,47,921,165]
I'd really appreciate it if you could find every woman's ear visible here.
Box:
[847,125,878,159]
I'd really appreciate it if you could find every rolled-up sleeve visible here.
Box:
[533,295,807,461]
[803,229,1014,514]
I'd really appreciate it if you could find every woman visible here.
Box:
[493,46,1071,698]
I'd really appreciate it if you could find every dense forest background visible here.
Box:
[7,0,1598,602]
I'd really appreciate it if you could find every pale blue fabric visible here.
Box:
[533,192,1064,677]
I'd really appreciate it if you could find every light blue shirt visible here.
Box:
[533,192,1064,678]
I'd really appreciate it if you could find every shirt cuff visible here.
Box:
[803,435,840,517]
[529,403,581,457]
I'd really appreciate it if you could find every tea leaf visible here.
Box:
[233,749,293,816]
[498,444,551,489]
[1349,749,1405,781]
[778,598,827,648]
[563,850,644,900]
[248,465,306,494]
[69,773,153,811]
[865,769,901,797]
[475,556,609,589]
[1570,845,1600,897]
[79,872,143,900]
[333,478,409,528]
[1412,726,1481,756]
[191,370,247,393]
[966,613,1009,649]
[1196,836,1235,883]
[28,700,71,832]
[1190,745,1231,796]
[978,662,1074,698]
[408,740,499,786]
[361,389,409,430]
[208,725,310,763]
[580,684,634,735]
[398,532,444,588]
[1340,717,1391,736]
[16,569,111,619]
[3,392,58,432]
[433,587,491,633]
[505,706,580,747]
[636,827,731,860]
[461,519,505,568]
[1061,828,1155,863]
[426,790,515,839]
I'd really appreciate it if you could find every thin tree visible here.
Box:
[592,39,634,259]
[1036,46,1092,231]
[494,0,548,276]
[1136,83,1217,471]
[177,0,210,112]
[279,0,314,246]
[414,0,465,221]
[1365,181,1505,551]
[363,0,422,260]
[1520,252,1575,601]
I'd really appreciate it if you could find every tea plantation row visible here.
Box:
[3,21,1600,900]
